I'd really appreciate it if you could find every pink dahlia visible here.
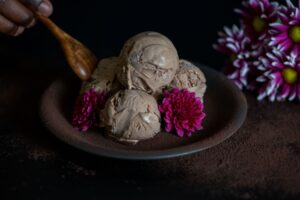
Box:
[269,0,300,53]
[159,88,206,137]
[72,89,109,132]
[235,0,279,41]
[256,49,300,101]
[213,25,251,89]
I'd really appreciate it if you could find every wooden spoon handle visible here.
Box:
[35,14,66,42]
[34,13,97,81]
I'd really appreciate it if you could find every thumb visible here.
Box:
[23,0,53,16]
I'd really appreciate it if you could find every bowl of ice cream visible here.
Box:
[40,32,247,160]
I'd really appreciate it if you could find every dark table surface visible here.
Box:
[0,0,299,199]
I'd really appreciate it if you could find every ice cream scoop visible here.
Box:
[81,57,122,94]
[169,59,207,101]
[100,89,161,145]
[117,32,179,94]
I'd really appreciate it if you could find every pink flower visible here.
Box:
[72,89,109,132]
[255,49,300,101]
[159,88,206,137]
[235,0,279,41]
[248,43,274,91]
[269,0,300,54]
[213,25,251,89]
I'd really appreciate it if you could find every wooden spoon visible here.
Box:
[36,14,97,81]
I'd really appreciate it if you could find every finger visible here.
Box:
[0,14,24,36]
[0,0,35,27]
[21,0,52,17]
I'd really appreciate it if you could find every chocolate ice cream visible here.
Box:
[100,89,161,144]
[81,57,122,94]
[117,32,179,94]
[170,59,206,101]
[75,32,207,144]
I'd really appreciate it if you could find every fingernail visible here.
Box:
[27,19,36,28]
[13,27,25,36]
[38,1,53,16]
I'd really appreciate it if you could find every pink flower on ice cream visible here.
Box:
[72,89,109,132]
[159,88,206,137]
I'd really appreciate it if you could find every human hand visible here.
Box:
[0,0,52,36]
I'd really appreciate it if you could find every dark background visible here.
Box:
[0,0,244,71]
[1,0,299,200]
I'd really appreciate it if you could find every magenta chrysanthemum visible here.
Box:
[269,0,300,53]
[256,49,300,101]
[213,25,251,89]
[159,88,206,137]
[72,89,109,132]
[235,0,279,41]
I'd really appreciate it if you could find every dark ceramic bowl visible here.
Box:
[40,64,247,160]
